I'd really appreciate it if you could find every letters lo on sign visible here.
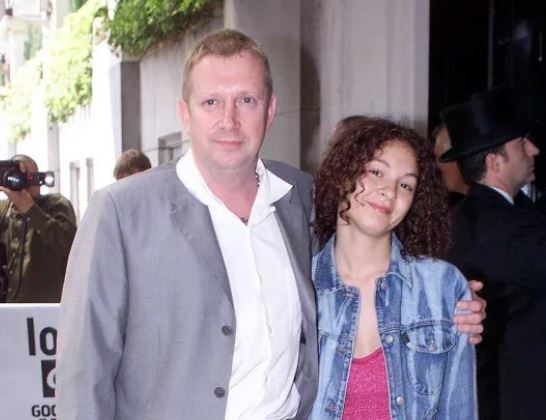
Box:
[0,304,59,419]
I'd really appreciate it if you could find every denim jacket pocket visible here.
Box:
[403,323,456,396]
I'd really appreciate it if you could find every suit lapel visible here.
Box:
[274,192,314,326]
[168,180,233,306]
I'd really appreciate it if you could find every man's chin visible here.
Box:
[526,172,536,183]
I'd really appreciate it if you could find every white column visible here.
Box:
[301,0,430,172]
[225,0,302,168]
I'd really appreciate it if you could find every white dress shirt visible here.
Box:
[177,150,302,420]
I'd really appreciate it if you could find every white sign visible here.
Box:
[0,304,59,420]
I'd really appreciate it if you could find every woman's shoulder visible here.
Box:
[405,255,470,297]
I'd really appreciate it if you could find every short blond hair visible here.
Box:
[182,29,272,102]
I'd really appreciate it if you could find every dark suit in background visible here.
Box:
[448,183,546,420]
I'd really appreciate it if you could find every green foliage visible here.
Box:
[108,0,220,56]
[43,0,104,123]
[70,0,88,13]
[2,0,220,141]
[24,26,43,61]
[2,57,42,142]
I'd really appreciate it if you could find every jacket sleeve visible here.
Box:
[450,203,546,292]
[26,195,77,256]
[436,272,478,419]
[56,189,127,420]
[502,216,546,292]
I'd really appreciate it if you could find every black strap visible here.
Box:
[2,204,28,301]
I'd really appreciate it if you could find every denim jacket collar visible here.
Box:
[313,233,413,292]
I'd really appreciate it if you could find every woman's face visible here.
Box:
[341,140,419,239]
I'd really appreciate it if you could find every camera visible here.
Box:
[0,160,54,191]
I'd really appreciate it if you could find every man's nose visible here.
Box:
[219,102,239,130]
[525,138,540,156]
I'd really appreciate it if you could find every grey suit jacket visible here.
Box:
[56,160,318,420]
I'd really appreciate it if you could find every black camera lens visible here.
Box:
[0,160,54,190]
[2,169,26,191]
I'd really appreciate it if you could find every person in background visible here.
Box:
[113,149,152,180]
[442,87,546,420]
[432,123,468,207]
[309,116,477,419]
[0,154,76,302]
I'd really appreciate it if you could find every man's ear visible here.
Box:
[177,98,191,135]
[485,152,501,174]
[265,94,277,131]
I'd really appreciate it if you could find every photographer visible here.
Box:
[0,155,76,303]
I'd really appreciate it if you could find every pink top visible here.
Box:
[342,347,391,420]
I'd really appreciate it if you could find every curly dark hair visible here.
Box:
[315,116,451,258]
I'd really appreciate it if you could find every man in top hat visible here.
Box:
[441,88,546,420]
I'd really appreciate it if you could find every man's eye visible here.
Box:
[204,99,216,106]
[240,96,255,105]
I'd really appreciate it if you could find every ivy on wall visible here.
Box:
[1,0,220,142]
[107,0,220,56]
[2,57,42,141]
[44,0,105,124]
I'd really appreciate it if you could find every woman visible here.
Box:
[309,117,477,419]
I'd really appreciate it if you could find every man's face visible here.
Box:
[177,51,276,175]
[433,127,467,193]
[498,137,539,193]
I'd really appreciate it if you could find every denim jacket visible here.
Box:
[309,234,477,420]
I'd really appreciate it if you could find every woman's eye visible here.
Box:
[400,183,414,192]
[368,169,381,176]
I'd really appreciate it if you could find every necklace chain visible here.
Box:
[239,172,260,225]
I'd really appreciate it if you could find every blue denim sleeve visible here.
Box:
[436,270,478,419]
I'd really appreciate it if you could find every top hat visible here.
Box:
[440,88,530,162]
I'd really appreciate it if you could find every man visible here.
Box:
[113,149,152,180]
[0,155,76,303]
[442,88,546,420]
[57,30,484,420]
[432,123,468,207]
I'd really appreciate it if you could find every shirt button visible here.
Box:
[380,281,388,290]
[384,335,394,344]
[221,326,233,336]
[395,396,404,406]
[214,387,225,398]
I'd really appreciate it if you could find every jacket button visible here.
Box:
[380,281,388,290]
[395,396,404,406]
[221,326,233,336]
[384,335,394,344]
[214,387,225,398]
